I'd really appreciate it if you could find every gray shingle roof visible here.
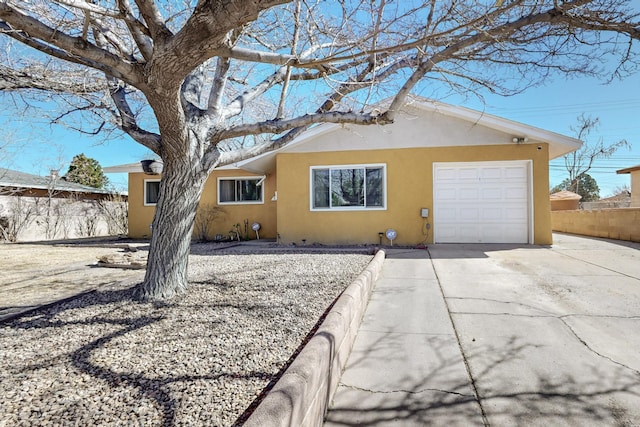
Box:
[0,167,113,194]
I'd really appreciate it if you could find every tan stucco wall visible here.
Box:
[550,199,580,211]
[128,172,155,238]
[128,170,277,240]
[631,171,640,207]
[551,208,640,242]
[276,144,551,246]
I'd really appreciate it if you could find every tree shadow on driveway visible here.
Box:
[325,332,640,426]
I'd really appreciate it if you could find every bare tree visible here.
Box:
[97,193,128,236]
[194,203,225,242]
[75,201,100,237]
[609,184,631,198]
[35,169,66,239]
[562,114,629,196]
[1,1,638,299]
[0,196,37,241]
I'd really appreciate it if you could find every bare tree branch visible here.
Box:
[108,77,161,153]
[133,0,172,42]
[0,64,104,93]
[0,5,142,85]
[116,0,153,60]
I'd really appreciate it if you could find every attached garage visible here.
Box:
[434,161,532,244]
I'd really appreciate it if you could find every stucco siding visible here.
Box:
[127,170,277,240]
[632,171,640,207]
[128,173,155,238]
[276,144,551,246]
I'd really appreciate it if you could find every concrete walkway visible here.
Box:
[325,249,485,426]
[325,234,640,426]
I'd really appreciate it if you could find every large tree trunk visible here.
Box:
[134,160,208,300]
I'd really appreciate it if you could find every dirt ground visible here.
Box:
[0,239,148,321]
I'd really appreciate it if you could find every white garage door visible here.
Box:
[434,161,531,244]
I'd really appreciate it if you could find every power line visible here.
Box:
[489,98,640,115]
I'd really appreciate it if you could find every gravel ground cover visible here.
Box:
[0,246,372,426]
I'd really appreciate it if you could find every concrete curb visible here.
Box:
[243,250,386,427]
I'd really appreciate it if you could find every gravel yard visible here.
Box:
[0,242,372,426]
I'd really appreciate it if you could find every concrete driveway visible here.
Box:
[326,233,640,426]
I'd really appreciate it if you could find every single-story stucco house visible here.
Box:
[105,97,581,246]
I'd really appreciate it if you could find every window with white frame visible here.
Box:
[144,179,161,206]
[311,164,386,210]
[218,176,264,204]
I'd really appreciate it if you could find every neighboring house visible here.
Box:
[581,192,631,210]
[0,167,127,241]
[106,97,581,245]
[616,165,640,207]
[549,191,582,211]
[0,167,118,200]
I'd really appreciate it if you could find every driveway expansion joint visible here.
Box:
[427,248,491,427]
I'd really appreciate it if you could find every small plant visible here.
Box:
[194,204,225,241]
[230,223,241,241]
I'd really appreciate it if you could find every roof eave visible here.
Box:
[616,164,640,174]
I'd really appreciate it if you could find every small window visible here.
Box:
[311,164,386,210]
[144,180,160,206]
[218,177,264,204]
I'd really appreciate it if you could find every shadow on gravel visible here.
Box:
[2,285,277,426]
[1,250,370,426]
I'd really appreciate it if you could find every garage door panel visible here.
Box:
[459,208,480,220]
[437,207,457,219]
[458,168,480,180]
[481,167,503,180]
[438,188,457,200]
[434,161,531,244]
[505,186,528,199]
[504,166,527,179]
[505,206,528,220]
[482,207,503,220]
[437,225,458,240]
[481,226,527,244]
[481,187,503,200]
[435,168,458,181]
[459,188,479,200]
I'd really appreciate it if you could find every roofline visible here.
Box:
[103,162,145,173]
[0,168,117,195]
[103,161,241,174]
[0,180,120,195]
[616,164,640,174]
[235,97,582,173]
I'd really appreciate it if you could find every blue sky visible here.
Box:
[457,71,640,196]
[3,69,638,196]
